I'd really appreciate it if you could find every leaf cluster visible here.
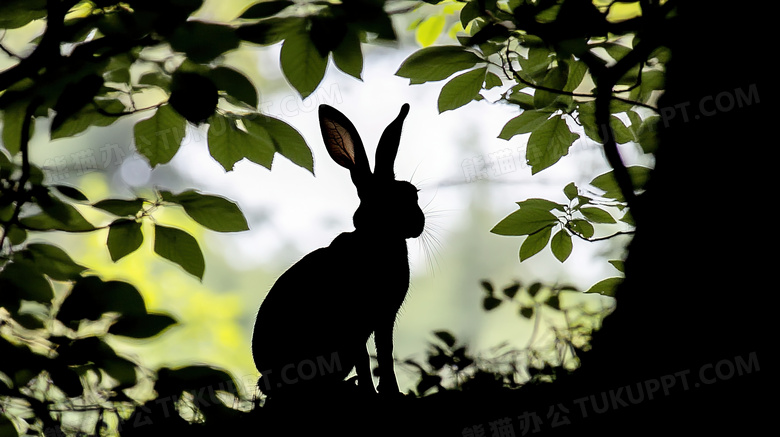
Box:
[491,167,645,263]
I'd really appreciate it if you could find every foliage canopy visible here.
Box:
[0,0,678,435]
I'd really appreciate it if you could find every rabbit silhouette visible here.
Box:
[252,103,424,401]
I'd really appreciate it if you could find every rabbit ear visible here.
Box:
[319,105,371,187]
[374,103,410,180]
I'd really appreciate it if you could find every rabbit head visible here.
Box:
[319,103,425,240]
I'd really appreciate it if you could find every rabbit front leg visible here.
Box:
[374,324,400,396]
[355,345,376,395]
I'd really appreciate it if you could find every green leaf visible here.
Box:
[207,113,275,171]
[608,260,625,273]
[239,0,294,19]
[550,229,572,262]
[153,224,205,280]
[93,198,144,216]
[519,225,552,261]
[562,58,588,92]
[0,414,18,437]
[396,46,484,84]
[485,72,503,90]
[134,105,187,168]
[438,67,486,113]
[580,206,616,224]
[610,115,634,144]
[491,207,557,236]
[526,114,579,174]
[109,313,177,338]
[563,182,578,200]
[24,243,86,280]
[280,31,327,99]
[164,190,249,232]
[498,110,552,140]
[568,219,594,239]
[516,198,566,212]
[533,65,568,109]
[246,115,313,173]
[506,86,535,110]
[585,277,622,297]
[138,71,171,89]
[209,67,258,108]
[589,166,651,200]
[332,29,364,80]
[1,101,31,155]
[527,282,542,297]
[107,219,143,262]
[0,0,46,29]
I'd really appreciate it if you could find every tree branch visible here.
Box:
[0,97,42,249]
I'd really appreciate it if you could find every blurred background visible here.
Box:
[11,0,635,396]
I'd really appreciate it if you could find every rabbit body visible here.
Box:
[252,104,423,399]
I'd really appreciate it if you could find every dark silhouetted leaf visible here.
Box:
[503,283,521,298]
[483,296,502,311]
[20,198,95,232]
[153,224,205,280]
[239,0,294,19]
[433,330,456,347]
[24,243,86,280]
[208,66,258,108]
[93,198,144,216]
[169,21,240,63]
[57,277,147,325]
[107,219,143,262]
[53,185,88,201]
[0,262,53,303]
[528,282,542,297]
[155,365,238,398]
[109,313,176,339]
